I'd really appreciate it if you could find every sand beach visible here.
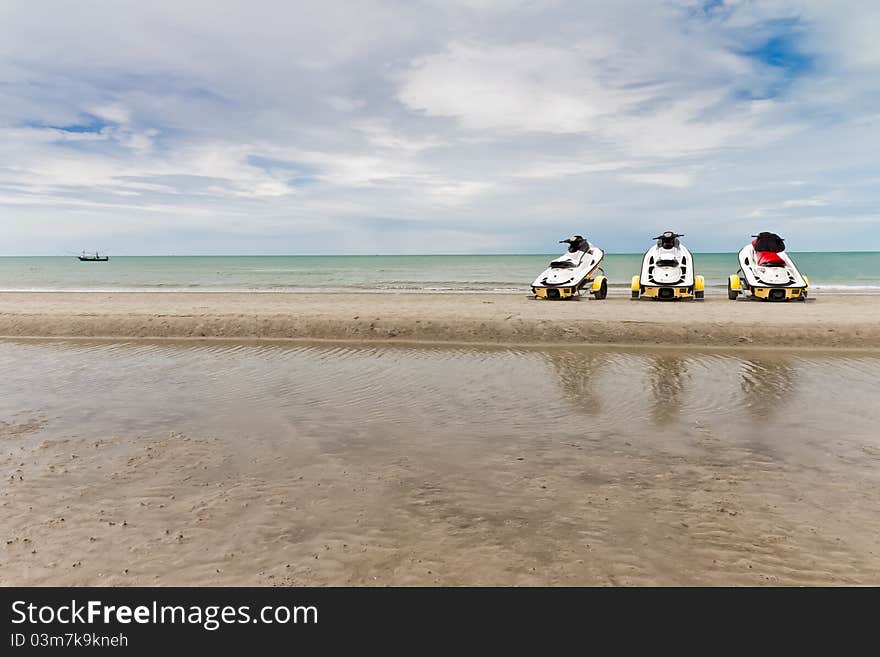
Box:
[1,315,879,586]
[1,291,878,349]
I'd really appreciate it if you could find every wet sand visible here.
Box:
[0,291,879,348]
[2,341,879,586]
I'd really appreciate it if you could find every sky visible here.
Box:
[1,0,879,255]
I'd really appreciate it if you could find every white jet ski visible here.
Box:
[631,231,704,301]
[728,232,809,301]
[531,235,607,300]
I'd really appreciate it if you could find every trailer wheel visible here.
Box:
[593,277,608,300]
[727,274,741,300]
[694,275,705,301]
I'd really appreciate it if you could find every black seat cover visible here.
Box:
[566,236,589,253]
[753,232,785,253]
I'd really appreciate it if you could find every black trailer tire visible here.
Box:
[727,280,739,300]
[594,278,608,300]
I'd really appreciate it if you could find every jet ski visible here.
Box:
[631,231,704,301]
[531,235,607,300]
[728,232,809,301]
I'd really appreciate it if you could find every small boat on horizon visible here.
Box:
[78,250,109,262]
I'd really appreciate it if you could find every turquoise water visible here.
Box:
[0,253,878,293]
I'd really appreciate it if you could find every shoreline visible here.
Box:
[2,285,880,294]
[5,334,880,356]
[1,291,879,349]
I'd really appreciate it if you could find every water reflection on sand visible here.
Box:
[1,340,878,586]
[739,358,798,420]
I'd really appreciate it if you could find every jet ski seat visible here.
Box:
[569,250,588,265]
[752,237,786,266]
[753,233,785,251]
[755,251,786,266]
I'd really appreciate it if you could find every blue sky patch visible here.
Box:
[744,34,814,77]
[734,20,816,100]
[52,114,114,133]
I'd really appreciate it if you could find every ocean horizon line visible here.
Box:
[2,250,880,258]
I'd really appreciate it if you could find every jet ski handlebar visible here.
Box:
[653,232,684,240]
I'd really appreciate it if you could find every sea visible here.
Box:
[0,252,878,293]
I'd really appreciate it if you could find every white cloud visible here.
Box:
[781,197,828,207]
[0,0,879,253]
[398,42,632,134]
[514,160,634,179]
[621,172,694,188]
[324,96,366,113]
[90,103,131,125]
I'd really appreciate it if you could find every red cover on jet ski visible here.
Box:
[756,251,785,266]
[752,240,786,266]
